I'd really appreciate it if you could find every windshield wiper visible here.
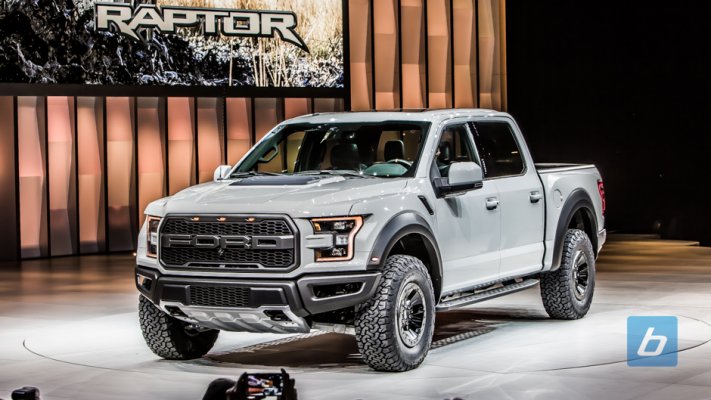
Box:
[296,170,373,178]
[229,171,283,178]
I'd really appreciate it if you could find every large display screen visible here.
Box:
[0,0,344,88]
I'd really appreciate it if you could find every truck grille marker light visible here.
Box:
[310,216,364,261]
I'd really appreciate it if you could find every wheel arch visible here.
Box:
[367,212,443,300]
[550,189,598,271]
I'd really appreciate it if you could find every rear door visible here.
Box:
[468,119,545,278]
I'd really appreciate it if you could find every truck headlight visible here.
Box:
[146,216,161,258]
[310,216,363,261]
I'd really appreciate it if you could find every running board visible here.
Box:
[436,279,539,311]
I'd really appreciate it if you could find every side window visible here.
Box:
[433,124,477,178]
[469,121,524,178]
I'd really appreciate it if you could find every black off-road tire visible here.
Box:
[540,229,596,319]
[355,255,436,372]
[139,295,219,360]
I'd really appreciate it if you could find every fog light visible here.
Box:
[136,274,153,290]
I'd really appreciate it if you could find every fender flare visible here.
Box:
[550,189,598,271]
[367,212,443,298]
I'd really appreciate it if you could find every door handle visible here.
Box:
[529,191,543,203]
[486,197,499,210]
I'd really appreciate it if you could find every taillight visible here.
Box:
[597,180,606,216]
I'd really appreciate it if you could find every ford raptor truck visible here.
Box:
[135,109,606,372]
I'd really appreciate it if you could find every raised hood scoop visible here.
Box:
[230,175,346,186]
[229,174,343,186]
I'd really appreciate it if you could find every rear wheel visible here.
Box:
[139,295,219,360]
[355,255,435,372]
[540,229,596,319]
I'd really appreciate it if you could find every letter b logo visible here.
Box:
[637,327,667,357]
[627,316,678,367]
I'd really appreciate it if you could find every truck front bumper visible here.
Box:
[135,266,381,334]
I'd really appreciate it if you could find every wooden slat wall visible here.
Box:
[2,0,506,259]
[348,0,507,110]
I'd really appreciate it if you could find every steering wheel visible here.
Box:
[386,159,412,168]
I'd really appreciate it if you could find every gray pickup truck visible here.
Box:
[135,109,606,371]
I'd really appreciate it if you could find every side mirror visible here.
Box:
[213,165,232,181]
[433,162,483,197]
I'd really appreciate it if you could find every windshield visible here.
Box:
[233,121,430,178]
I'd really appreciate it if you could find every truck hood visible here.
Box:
[154,175,409,217]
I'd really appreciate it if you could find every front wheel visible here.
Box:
[540,229,596,319]
[139,295,219,360]
[355,255,436,372]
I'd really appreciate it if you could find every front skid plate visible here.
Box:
[160,302,311,334]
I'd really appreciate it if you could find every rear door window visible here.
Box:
[468,121,525,178]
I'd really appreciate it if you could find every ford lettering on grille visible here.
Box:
[159,216,297,269]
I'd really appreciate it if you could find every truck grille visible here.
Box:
[159,216,297,270]
[163,218,292,236]
[189,286,251,307]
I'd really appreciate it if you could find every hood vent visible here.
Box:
[230,175,321,186]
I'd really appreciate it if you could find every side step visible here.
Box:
[436,279,539,311]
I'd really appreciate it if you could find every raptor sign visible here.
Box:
[95,3,310,52]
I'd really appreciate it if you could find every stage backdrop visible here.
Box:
[0,0,344,88]
[0,0,507,261]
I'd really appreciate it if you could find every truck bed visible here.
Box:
[536,163,605,270]
[535,163,597,173]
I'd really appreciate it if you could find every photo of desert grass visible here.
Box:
[154,0,343,87]
[0,0,343,87]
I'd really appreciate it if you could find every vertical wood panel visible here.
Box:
[167,97,196,195]
[254,98,283,142]
[374,0,401,109]
[348,0,374,110]
[18,96,48,258]
[226,98,252,166]
[478,0,505,110]
[401,0,426,108]
[498,0,507,110]
[197,98,225,183]
[427,0,453,108]
[314,98,345,113]
[0,97,18,261]
[137,97,166,228]
[47,96,78,256]
[106,97,136,252]
[284,98,312,119]
[453,0,478,108]
[77,97,105,253]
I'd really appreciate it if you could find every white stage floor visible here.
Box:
[2,235,711,400]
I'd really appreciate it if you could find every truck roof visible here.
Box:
[283,108,510,125]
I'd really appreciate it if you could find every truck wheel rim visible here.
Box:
[397,282,426,348]
[572,250,589,301]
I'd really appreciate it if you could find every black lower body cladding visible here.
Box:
[135,266,381,318]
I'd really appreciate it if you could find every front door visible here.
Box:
[432,124,501,293]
